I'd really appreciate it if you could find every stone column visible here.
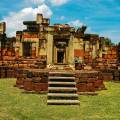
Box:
[68,35,75,68]
[46,33,53,66]
[19,42,23,56]
[36,41,39,56]
[66,47,69,64]
[54,46,57,64]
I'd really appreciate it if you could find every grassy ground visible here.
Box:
[0,79,120,120]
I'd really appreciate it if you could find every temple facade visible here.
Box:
[15,14,117,69]
[16,14,85,67]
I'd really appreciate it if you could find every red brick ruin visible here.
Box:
[0,14,120,95]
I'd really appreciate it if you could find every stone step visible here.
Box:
[48,93,78,97]
[49,72,74,75]
[48,81,76,85]
[47,100,80,105]
[48,87,77,91]
[47,71,79,105]
[48,77,75,80]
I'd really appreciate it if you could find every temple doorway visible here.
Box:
[57,49,65,64]
[53,38,69,65]
[22,42,32,57]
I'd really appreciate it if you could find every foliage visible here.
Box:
[100,37,115,46]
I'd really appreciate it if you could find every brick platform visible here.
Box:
[14,68,106,93]
[75,71,105,92]
[1,63,120,93]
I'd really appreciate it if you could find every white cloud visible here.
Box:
[59,16,65,20]
[56,16,65,20]
[26,0,45,5]
[2,4,52,37]
[68,20,84,27]
[48,0,70,6]
[25,0,70,6]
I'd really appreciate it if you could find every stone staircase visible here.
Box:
[48,64,74,70]
[47,71,80,105]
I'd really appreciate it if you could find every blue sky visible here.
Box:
[0,0,120,44]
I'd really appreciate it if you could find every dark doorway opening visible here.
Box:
[23,42,32,57]
[57,50,64,63]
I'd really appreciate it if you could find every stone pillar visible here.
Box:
[54,46,57,64]
[19,42,23,56]
[66,47,69,64]
[99,49,103,58]
[36,41,39,56]
[68,35,74,67]
[46,33,53,66]
[96,39,99,50]
[92,45,96,58]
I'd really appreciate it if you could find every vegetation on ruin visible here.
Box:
[100,37,115,46]
[0,78,120,120]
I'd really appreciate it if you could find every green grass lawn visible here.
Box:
[0,79,120,120]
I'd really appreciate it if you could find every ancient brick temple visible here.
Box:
[16,14,107,69]
[14,13,119,70]
[0,14,120,103]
